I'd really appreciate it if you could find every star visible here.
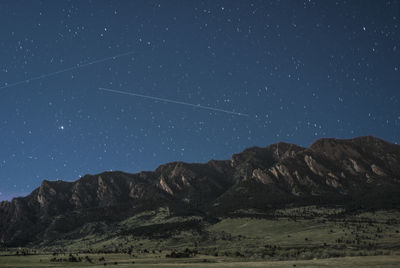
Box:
[0,0,398,202]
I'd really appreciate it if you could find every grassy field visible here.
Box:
[35,208,400,256]
[0,254,400,268]
[1,208,399,267]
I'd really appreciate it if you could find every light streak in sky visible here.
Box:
[99,87,249,117]
[0,51,135,90]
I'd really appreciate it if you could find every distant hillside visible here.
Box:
[1,136,400,247]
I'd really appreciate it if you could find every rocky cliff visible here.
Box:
[1,136,399,246]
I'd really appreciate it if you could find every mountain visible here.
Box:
[1,136,400,247]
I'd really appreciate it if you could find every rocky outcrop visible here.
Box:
[1,136,399,246]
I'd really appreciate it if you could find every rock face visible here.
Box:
[1,136,400,246]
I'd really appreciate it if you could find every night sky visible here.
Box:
[1,1,399,201]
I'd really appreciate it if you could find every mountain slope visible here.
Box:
[1,136,399,247]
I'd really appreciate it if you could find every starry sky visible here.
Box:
[0,0,399,201]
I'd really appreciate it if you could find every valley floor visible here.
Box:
[0,254,400,268]
[1,207,399,267]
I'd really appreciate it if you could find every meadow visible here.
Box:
[1,207,399,267]
[0,254,400,268]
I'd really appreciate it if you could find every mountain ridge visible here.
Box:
[1,135,400,247]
